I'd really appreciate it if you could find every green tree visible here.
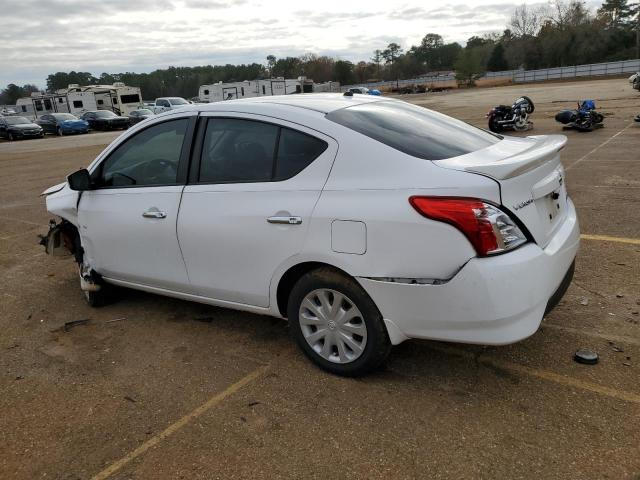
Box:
[454,49,484,86]
[487,43,509,71]
[597,0,632,26]
[333,60,355,84]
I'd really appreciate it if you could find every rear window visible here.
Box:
[326,101,500,160]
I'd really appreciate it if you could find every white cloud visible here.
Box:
[0,0,600,88]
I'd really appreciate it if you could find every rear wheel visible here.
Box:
[488,115,503,133]
[288,268,391,376]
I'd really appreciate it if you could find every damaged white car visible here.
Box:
[42,94,580,376]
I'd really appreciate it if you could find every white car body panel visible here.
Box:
[44,93,580,349]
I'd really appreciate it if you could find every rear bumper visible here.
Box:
[358,198,580,346]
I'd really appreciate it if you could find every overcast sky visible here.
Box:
[0,0,601,89]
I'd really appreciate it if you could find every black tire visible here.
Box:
[83,283,114,307]
[287,267,391,377]
[488,115,503,133]
[56,127,63,136]
[521,95,535,114]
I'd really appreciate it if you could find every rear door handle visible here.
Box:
[142,208,167,219]
[267,216,302,225]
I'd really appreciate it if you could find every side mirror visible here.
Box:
[67,169,92,191]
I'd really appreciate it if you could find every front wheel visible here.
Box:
[288,268,391,376]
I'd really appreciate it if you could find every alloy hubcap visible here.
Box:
[299,289,367,364]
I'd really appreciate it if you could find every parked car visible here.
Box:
[37,113,89,136]
[149,97,190,114]
[42,94,579,376]
[347,87,370,94]
[127,109,154,126]
[80,110,129,131]
[1,107,17,115]
[0,116,43,140]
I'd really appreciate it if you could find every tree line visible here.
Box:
[1,0,638,103]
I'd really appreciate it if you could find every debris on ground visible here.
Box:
[105,317,126,324]
[248,401,261,407]
[616,293,624,298]
[580,298,589,306]
[63,319,90,332]
[124,396,137,403]
[574,350,599,365]
[194,316,214,323]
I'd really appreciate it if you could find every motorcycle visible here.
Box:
[486,96,535,133]
[629,72,640,92]
[555,100,604,132]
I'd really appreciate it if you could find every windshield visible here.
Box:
[169,98,188,105]
[94,111,117,118]
[326,101,501,160]
[5,116,31,125]
[53,114,76,121]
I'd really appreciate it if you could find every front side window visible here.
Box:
[97,119,187,187]
[198,118,327,184]
[326,100,501,160]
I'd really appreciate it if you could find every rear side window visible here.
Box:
[198,118,327,184]
[275,128,327,181]
[326,101,500,160]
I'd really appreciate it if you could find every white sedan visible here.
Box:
[42,93,579,376]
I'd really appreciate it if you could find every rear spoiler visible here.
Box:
[438,135,567,180]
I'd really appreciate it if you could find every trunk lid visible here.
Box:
[435,134,568,248]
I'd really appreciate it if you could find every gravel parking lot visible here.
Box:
[1,77,639,479]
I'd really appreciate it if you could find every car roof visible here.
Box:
[195,93,387,115]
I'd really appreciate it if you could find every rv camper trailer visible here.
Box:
[15,83,142,118]
[198,77,328,103]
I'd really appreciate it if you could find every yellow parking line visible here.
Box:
[90,365,269,480]
[581,234,640,245]
[430,345,640,405]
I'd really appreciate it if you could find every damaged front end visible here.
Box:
[39,218,102,294]
[41,180,103,294]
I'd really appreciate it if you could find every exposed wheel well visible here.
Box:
[276,262,352,317]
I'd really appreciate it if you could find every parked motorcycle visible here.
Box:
[487,96,535,133]
[555,100,604,132]
[629,72,640,92]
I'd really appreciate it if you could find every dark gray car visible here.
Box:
[0,116,44,141]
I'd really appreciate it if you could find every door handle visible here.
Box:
[267,216,302,225]
[142,208,167,219]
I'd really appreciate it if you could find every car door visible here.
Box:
[78,112,196,292]
[177,113,337,307]
[37,115,51,133]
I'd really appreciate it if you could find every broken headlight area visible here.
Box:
[39,218,81,260]
[39,219,102,293]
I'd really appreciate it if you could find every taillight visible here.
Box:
[409,196,528,256]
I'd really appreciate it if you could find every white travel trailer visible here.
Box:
[15,83,143,118]
[198,77,340,103]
